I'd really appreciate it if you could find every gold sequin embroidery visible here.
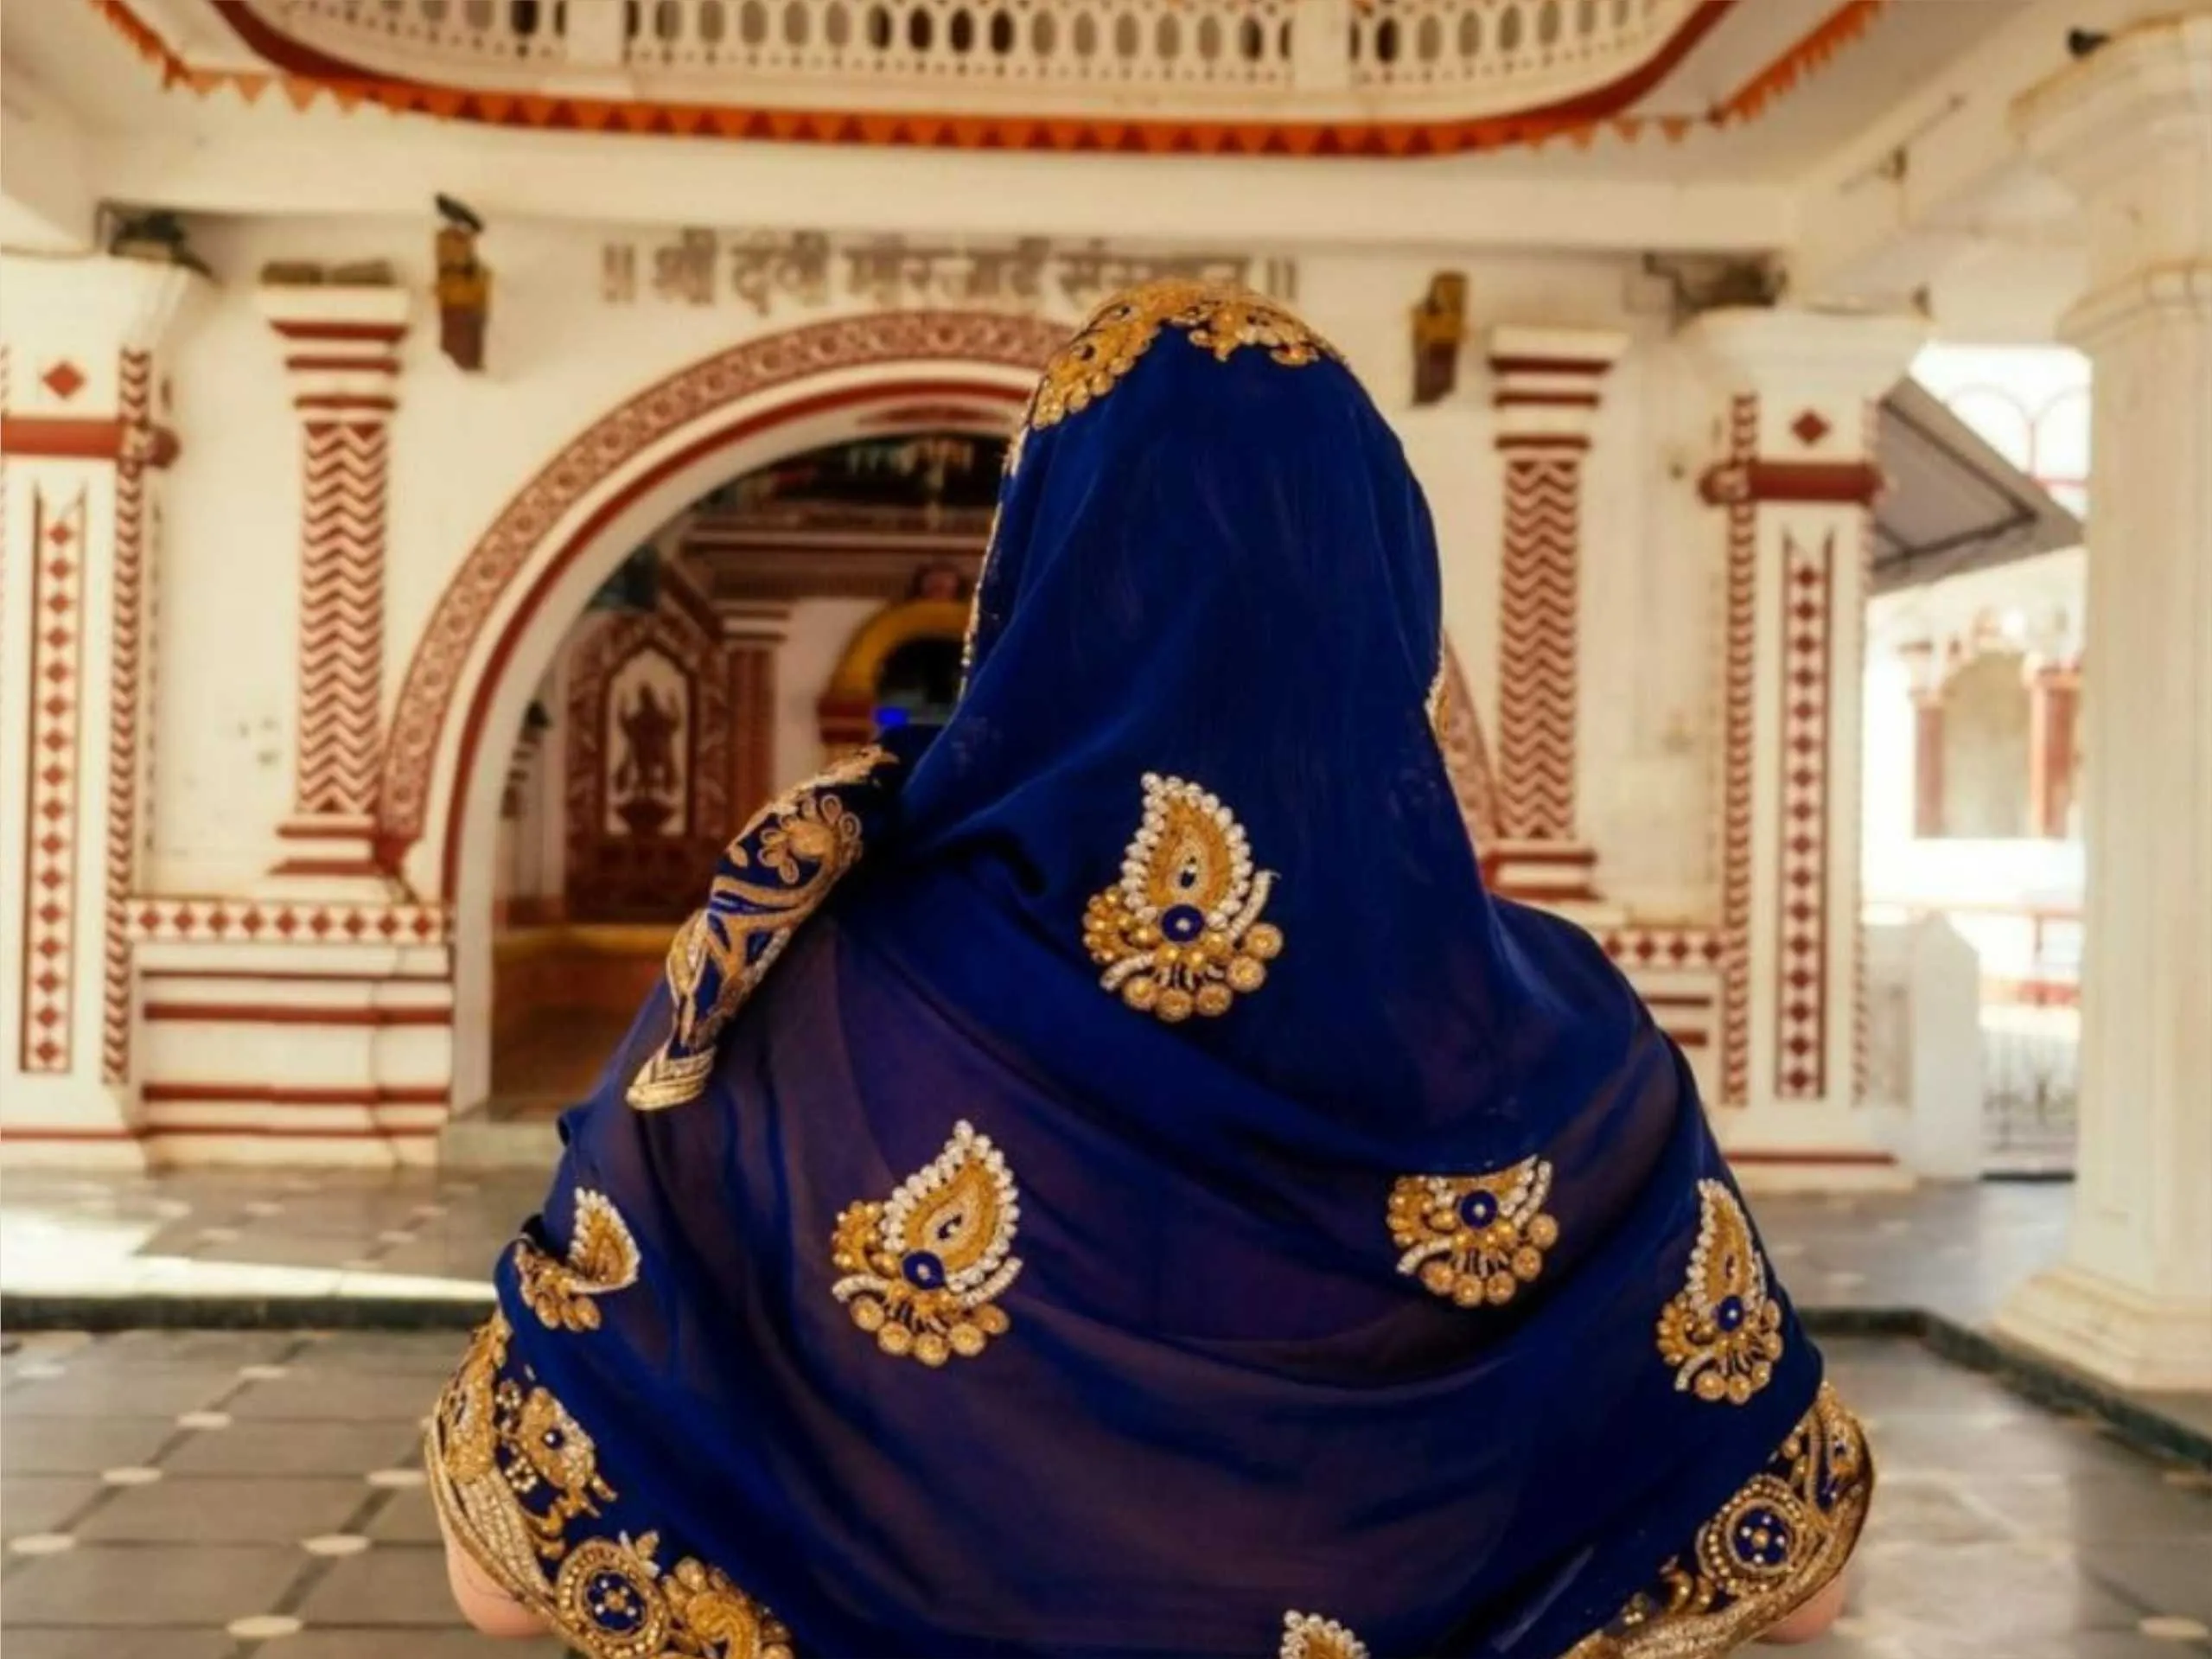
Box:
[959,499,1004,690]
[1656,1180,1784,1406]
[628,747,896,1110]
[427,1313,795,1659]
[514,1190,641,1333]
[831,1120,1023,1367]
[1022,279,1339,448]
[1280,1611,1369,1659]
[1083,773,1284,1024]
[1564,1384,1871,1658]
[1388,1158,1560,1309]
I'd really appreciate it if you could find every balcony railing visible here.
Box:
[247,0,1704,115]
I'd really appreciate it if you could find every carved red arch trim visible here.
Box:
[376,309,1068,879]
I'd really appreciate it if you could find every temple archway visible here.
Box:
[392,313,1065,1113]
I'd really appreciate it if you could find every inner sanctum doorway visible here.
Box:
[483,429,1002,1121]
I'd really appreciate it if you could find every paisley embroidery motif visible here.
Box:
[1388,1158,1559,1309]
[1021,279,1339,448]
[628,747,898,1110]
[427,1313,796,1659]
[831,1121,1023,1367]
[1564,1384,1871,1658]
[1656,1180,1785,1405]
[1280,1611,1370,1659]
[1083,773,1284,1024]
[514,1190,641,1334]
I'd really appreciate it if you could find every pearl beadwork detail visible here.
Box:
[1655,1179,1785,1406]
[1083,774,1283,1024]
[831,1121,1023,1368]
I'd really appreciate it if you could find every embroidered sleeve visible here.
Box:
[1565,1383,1874,1659]
[627,746,902,1111]
[426,1312,796,1659]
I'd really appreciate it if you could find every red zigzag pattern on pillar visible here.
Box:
[1718,395,1760,1108]
[1495,452,1584,843]
[100,349,154,1084]
[296,419,389,819]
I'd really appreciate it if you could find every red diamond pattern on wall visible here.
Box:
[1774,531,1833,1101]
[20,487,89,1074]
[41,360,86,402]
[1790,408,1831,447]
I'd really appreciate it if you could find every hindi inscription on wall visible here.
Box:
[602,229,1297,317]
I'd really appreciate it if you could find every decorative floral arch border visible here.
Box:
[375,309,1073,871]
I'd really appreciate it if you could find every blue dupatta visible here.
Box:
[429,281,1870,1659]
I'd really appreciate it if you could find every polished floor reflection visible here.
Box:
[3,1330,2209,1657]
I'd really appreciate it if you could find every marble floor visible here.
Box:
[0,1166,2070,1316]
[2,1329,2208,1657]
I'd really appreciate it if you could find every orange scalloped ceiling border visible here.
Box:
[88,0,1886,157]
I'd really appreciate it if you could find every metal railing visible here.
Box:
[257,0,1702,108]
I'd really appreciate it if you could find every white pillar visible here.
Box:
[1484,326,1628,913]
[256,282,410,884]
[1685,307,1927,1187]
[1994,11,2212,1390]
[0,254,204,1160]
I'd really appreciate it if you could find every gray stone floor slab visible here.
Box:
[5,1314,2212,1656]
[274,1632,571,1659]
[363,1485,445,1544]
[226,1367,441,1422]
[0,1477,103,1538]
[1852,1538,2145,1639]
[1965,1471,2212,1545]
[97,1330,303,1366]
[0,1630,239,1659]
[1845,1637,2211,1659]
[74,1475,370,1544]
[2076,1539,2212,1626]
[1865,1413,2158,1479]
[159,1420,419,1477]
[0,1415,179,1474]
[1,1542,303,1626]
[293,1544,467,1626]
[1857,1474,2013,1548]
[3,1368,242,1419]
[305,1331,480,1375]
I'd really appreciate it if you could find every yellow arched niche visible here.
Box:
[817,597,971,753]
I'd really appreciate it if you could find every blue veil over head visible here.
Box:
[430,281,1871,1659]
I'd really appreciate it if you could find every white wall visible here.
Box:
[149,216,1717,924]
[777,598,883,788]
[1305,248,1718,920]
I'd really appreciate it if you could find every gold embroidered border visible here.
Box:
[427,1312,795,1659]
[628,747,896,1111]
[1563,1384,1872,1659]
[1018,279,1340,462]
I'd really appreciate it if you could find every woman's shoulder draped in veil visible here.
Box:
[427,280,1871,1659]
